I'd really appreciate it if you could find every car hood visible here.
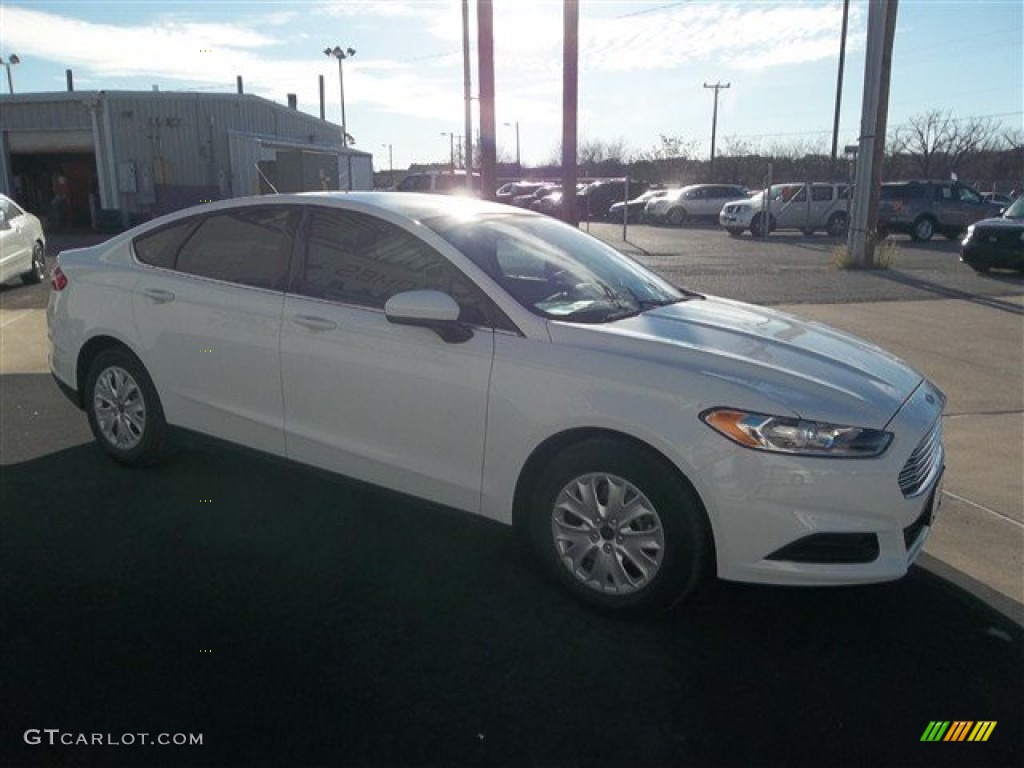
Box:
[550,296,923,428]
[972,215,1024,230]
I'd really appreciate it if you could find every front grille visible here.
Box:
[899,419,943,498]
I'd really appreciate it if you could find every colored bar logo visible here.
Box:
[921,721,996,742]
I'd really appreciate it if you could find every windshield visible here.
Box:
[425,213,691,323]
[1003,197,1024,219]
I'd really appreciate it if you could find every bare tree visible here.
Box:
[890,109,1000,177]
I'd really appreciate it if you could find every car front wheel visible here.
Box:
[21,242,45,285]
[529,438,711,614]
[666,207,687,226]
[85,348,167,465]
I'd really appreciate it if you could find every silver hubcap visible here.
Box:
[33,247,44,278]
[551,473,664,595]
[93,366,146,450]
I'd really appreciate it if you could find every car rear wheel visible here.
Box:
[21,242,45,285]
[826,212,848,237]
[529,438,711,615]
[911,216,936,242]
[666,207,687,226]
[85,348,167,466]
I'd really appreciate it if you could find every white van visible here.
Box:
[396,171,480,195]
[719,182,850,237]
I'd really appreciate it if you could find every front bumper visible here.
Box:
[701,380,945,586]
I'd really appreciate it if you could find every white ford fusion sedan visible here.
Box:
[48,192,945,614]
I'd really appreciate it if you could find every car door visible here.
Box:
[808,184,835,226]
[130,204,299,455]
[775,185,808,228]
[0,197,32,282]
[280,206,497,513]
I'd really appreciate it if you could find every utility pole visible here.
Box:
[830,0,851,177]
[703,81,730,171]
[561,0,579,226]
[477,0,497,200]
[462,0,473,188]
[847,0,899,268]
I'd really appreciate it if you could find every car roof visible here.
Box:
[291,191,523,221]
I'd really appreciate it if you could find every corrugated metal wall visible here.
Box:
[1,91,363,220]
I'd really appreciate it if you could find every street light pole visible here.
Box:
[1,54,20,94]
[503,121,521,177]
[324,45,356,190]
[703,81,730,172]
[441,132,455,172]
[381,143,394,188]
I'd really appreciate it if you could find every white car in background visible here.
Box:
[0,194,47,286]
[48,192,945,614]
[645,184,749,226]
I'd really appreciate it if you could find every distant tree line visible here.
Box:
[519,110,1022,194]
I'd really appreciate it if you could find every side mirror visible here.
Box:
[385,290,473,344]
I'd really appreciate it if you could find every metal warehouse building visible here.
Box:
[0,90,372,230]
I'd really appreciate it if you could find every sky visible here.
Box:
[1,1,1021,173]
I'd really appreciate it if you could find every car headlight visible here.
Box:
[700,408,892,457]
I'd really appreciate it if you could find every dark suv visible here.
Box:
[577,180,648,220]
[877,180,1004,242]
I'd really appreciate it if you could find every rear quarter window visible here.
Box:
[133,219,196,269]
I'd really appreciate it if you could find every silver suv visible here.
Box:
[645,184,749,226]
[719,182,850,237]
[877,180,1004,242]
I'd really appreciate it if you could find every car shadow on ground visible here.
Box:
[867,271,1024,314]
[2,438,1021,767]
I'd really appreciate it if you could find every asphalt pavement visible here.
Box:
[1,225,1022,767]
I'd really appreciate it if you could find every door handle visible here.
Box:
[142,288,175,304]
[292,314,337,332]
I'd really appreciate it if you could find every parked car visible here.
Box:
[646,184,749,226]
[608,189,666,223]
[397,171,480,195]
[960,195,1024,273]
[0,194,47,286]
[49,192,945,615]
[877,180,1003,242]
[513,184,558,209]
[578,179,648,220]
[497,182,545,206]
[719,182,850,237]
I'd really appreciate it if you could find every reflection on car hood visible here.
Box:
[551,296,923,428]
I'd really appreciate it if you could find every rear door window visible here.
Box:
[175,207,300,289]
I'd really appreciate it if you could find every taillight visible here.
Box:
[51,265,68,291]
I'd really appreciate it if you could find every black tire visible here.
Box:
[910,216,936,242]
[826,212,848,237]
[21,242,45,285]
[750,213,773,237]
[726,228,744,237]
[84,348,167,466]
[802,229,815,236]
[528,437,711,615]
[666,207,687,226]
